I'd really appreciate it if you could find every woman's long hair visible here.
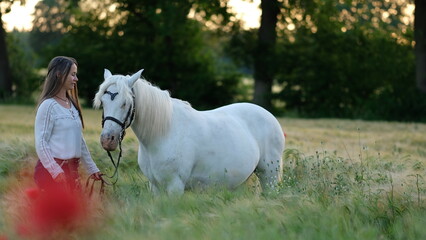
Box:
[37,56,85,128]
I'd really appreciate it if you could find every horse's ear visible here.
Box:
[128,69,144,87]
[104,69,112,80]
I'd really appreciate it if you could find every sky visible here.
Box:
[2,0,40,31]
[2,0,261,32]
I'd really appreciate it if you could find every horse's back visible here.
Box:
[210,102,284,145]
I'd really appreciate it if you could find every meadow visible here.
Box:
[1,104,426,239]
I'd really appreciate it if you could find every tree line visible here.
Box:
[0,0,425,121]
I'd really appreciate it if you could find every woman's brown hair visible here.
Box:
[37,56,85,128]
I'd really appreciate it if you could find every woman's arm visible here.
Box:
[35,101,64,179]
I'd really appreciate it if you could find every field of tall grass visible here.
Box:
[1,104,426,239]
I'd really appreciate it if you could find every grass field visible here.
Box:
[1,104,426,239]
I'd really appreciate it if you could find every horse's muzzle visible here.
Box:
[100,131,119,151]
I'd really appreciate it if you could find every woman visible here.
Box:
[34,56,102,191]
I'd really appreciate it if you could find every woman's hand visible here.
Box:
[90,171,103,180]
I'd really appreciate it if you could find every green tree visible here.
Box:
[228,0,425,120]
[415,0,426,92]
[7,31,38,100]
[253,0,280,109]
[0,0,25,99]
[29,0,77,66]
[274,0,425,120]
[38,0,240,108]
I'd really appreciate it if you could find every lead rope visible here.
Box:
[104,131,125,185]
[85,175,106,197]
[85,129,125,197]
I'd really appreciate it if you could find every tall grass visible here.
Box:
[1,105,426,239]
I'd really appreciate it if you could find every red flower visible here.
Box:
[24,187,39,200]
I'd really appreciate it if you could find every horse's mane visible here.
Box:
[93,75,173,143]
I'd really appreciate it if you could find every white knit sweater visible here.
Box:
[35,98,100,178]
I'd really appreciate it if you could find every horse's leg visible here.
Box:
[149,182,160,196]
[256,158,283,190]
[149,179,183,195]
[255,145,284,191]
[166,176,185,196]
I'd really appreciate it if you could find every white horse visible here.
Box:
[94,69,285,195]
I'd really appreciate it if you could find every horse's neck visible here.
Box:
[132,81,173,145]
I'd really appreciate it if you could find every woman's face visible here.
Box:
[62,63,78,91]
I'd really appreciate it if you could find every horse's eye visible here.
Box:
[121,102,126,108]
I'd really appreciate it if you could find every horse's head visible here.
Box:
[94,69,143,151]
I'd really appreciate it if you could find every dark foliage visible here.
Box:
[227,0,426,122]
[38,0,241,109]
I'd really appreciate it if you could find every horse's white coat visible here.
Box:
[94,69,285,195]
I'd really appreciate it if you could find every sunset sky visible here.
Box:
[2,0,261,32]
